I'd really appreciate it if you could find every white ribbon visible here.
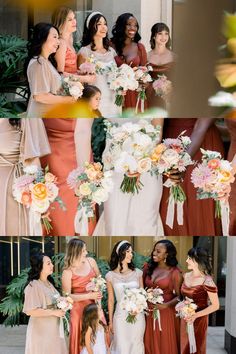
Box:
[29,208,42,236]
[135,93,145,114]
[135,96,140,114]
[187,323,197,353]
[74,207,94,236]
[164,179,184,228]
[59,318,64,339]
[153,309,162,331]
[220,200,230,236]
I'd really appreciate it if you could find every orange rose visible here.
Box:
[219,170,233,183]
[207,159,220,170]
[31,183,48,201]
[21,191,32,205]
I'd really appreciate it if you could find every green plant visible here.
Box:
[91,118,107,163]
[0,34,28,117]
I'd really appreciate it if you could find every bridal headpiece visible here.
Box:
[86,11,103,29]
[116,240,130,254]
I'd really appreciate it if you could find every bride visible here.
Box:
[93,117,164,236]
[106,240,145,354]
[78,12,121,118]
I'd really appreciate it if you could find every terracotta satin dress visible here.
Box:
[160,118,224,236]
[114,43,147,110]
[146,61,174,110]
[64,47,78,74]
[143,264,182,354]
[180,279,218,354]
[225,118,236,235]
[40,119,96,236]
[69,266,96,354]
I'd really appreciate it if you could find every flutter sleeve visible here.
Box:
[135,268,143,278]
[203,276,218,293]
[105,271,113,283]
[138,43,148,66]
[78,46,90,60]
[23,280,47,314]
[20,118,51,161]
[27,58,52,95]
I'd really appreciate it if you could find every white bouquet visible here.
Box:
[146,287,164,330]
[62,76,84,99]
[120,287,148,324]
[53,294,73,338]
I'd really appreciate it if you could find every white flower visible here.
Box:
[46,183,59,202]
[219,159,232,172]
[137,158,152,173]
[208,91,236,107]
[23,165,39,175]
[69,85,83,99]
[31,199,50,213]
[92,188,109,204]
[114,152,138,173]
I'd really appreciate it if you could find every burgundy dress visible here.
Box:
[146,61,174,110]
[143,264,182,354]
[160,118,225,236]
[225,117,236,235]
[180,277,218,354]
[114,43,147,110]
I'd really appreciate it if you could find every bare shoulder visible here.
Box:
[62,268,73,278]
[88,257,97,266]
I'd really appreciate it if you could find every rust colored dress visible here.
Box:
[225,118,236,235]
[143,264,182,354]
[160,118,224,236]
[64,47,78,74]
[40,119,96,236]
[146,62,174,110]
[114,43,147,110]
[180,277,218,354]
[69,266,96,354]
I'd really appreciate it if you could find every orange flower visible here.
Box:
[21,191,32,205]
[31,183,48,201]
[207,159,220,170]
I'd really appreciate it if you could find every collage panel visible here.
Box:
[0,236,235,354]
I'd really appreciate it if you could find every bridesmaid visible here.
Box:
[0,118,50,236]
[26,23,75,117]
[40,117,95,236]
[51,6,95,85]
[23,253,68,354]
[160,118,225,236]
[78,12,120,118]
[62,238,102,354]
[225,116,236,235]
[146,23,176,110]
[180,247,219,354]
[143,240,183,354]
[111,13,147,111]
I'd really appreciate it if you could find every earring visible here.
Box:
[164,257,167,263]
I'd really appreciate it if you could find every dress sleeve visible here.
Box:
[20,118,51,161]
[23,281,46,314]
[78,46,90,59]
[171,267,183,293]
[135,268,143,278]
[203,276,218,293]
[109,46,117,58]
[105,271,113,283]
[138,43,148,66]
[27,58,51,95]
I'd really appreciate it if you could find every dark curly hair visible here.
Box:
[188,247,212,276]
[109,241,135,273]
[150,22,171,50]
[8,118,21,128]
[25,252,55,288]
[25,23,59,71]
[81,13,110,51]
[146,240,178,277]
[111,13,141,57]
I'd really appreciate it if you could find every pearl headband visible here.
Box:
[116,240,130,254]
[86,11,102,29]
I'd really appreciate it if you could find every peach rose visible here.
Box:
[21,191,32,206]
[79,182,92,196]
[45,172,57,183]
[207,159,220,170]
[137,158,152,173]
[31,183,48,201]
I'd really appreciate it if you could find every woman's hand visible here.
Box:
[155,303,168,310]
[185,312,198,324]
[165,169,185,184]
[53,309,66,318]
[108,321,114,335]
[89,291,103,301]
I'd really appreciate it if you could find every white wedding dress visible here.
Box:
[105,269,145,354]
[78,45,121,118]
[93,118,164,236]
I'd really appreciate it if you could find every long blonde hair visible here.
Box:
[64,238,85,269]
[51,6,74,33]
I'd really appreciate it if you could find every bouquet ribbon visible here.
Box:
[29,209,42,236]
[187,323,197,353]
[164,179,184,228]
[74,207,89,236]
[220,200,230,236]
[59,318,64,338]
[153,309,162,331]
[135,93,145,114]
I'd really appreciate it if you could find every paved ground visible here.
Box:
[0,325,227,354]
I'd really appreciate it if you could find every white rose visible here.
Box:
[92,188,109,204]
[114,152,138,173]
[161,149,179,166]
[23,165,39,175]
[69,85,83,99]
[31,199,50,213]
[137,158,152,173]
[46,183,59,202]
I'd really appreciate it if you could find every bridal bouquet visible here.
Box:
[86,275,107,306]
[79,61,96,75]
[12,165,64,235]
[62,76,84,99]
[53,294,73,337]
[103,120,161,194]
[67,162,114,235]
[134,65,153,113]
[152,74,172,99]
[107,63,139,106]
[191,149,235,235]
[120,287,148,324]
[85,54,116,75]
[175,297,198,354]
[151,132,193,228]
[146,287,164,331]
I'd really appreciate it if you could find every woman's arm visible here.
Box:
[106,280,115,333]
[33,92,75,105]
[88,258,101,277]
[25,308,65,318]
[24,157,41,167]
[55,38,67,74]
[139,275,144,288]
[62,269,101,302]
[187,291,219,322]
[85,327,94,354]
[78,53,87,66]
[74,118,94,167]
